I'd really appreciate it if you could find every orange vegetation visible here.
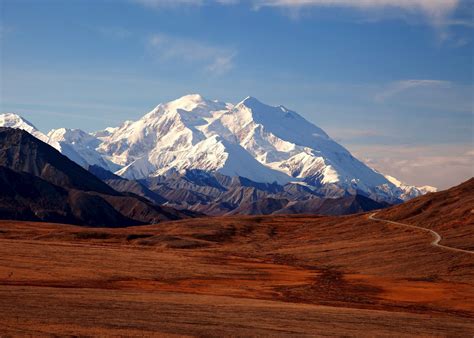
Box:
[0,206,473,336]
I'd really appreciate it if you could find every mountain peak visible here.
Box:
[0,112,49,143]
[237,97,291,116]
[169,93,210,108]
[0,113,36,130]
[179,93,206,101]
[47,128,94,143]
[148,94,228,119]
[238,96,264,108]
[1,96,432,204]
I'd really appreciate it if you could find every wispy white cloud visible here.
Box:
[252,0,460,23]
[375,79,451,102]
[88,27,237,75]
[131,0,468,37]
[450,36,471,47]
[148,33,236,75]
[206,54,235,75]
[350,143,474,189]
[444,18,474,28]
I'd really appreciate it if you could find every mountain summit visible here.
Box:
[0,113,49,143]
[0,94,435,202]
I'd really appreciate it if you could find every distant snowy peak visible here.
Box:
[92,126,119,139]
[142,94,231,126]
[385,174,437,192]
[0,114,114,171]
[97,95,292,184]
[47,128,99,147]
[385,175,437,199]
[234,96,330,141]
[96,94,394,198]
[1,95,435,202]
[47,127,117,171]
[0,113,49,143]
[158,93,231,113]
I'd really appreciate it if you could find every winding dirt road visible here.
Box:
[369,213,474,255]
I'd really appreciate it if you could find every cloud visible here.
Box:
[349,143,474,189]
[131,0,468,43]
[206,54,235,75]
[252,0,460,23]
[445,18,474,28]
[132,0,464,25]
[148,33,235,75]
[131,0,466,28]
[255,1,468,44]
[375,79,451,102]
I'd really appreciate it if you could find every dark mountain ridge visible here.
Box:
[0,128,197,226]
[0,127,117,195]
[136,169,390,216]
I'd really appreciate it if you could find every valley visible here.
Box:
[0,179,472,336]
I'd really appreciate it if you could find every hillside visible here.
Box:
[0,179,472,335]
[0,127,117,195]
[377,178,474,250]
[0,128,196,226]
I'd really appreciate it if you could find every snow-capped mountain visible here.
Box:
[385,175,437,200]
[0,113,50,143]
[0,94,436,202]
[0,113,116,171]
[47,128,118,170]
[97,94,291,184]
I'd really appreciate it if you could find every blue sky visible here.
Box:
[0,0,473,188]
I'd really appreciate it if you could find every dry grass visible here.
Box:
[377,178,474,251]
[0,212,473,336]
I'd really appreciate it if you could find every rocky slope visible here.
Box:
[0,128,196,226]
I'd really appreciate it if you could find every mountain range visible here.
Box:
[0,127,196,226]
[0,94,436,217]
